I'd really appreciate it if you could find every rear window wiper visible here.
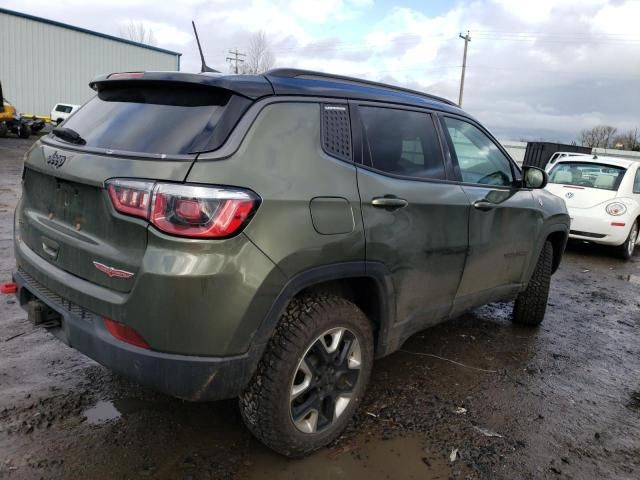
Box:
[51,127,86,145]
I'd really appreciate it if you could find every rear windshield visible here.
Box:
[548,161,626,191]
[59,84,231,155]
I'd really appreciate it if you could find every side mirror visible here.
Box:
[522,166,548,189]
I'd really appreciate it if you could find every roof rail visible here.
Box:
[265,68,458,107]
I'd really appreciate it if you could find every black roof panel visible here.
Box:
[90,69,464,114]
[265,68,462,113]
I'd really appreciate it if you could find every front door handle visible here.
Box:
[472,200,496,211]
[371,196,408,210]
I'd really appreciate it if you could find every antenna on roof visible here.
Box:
[192,21,220,73]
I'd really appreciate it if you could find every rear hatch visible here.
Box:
[546,160,626,209]
[18,73,271,292]
[545,183,619,209]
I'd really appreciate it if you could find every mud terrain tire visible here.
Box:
[512,241,553,326]
[239,294,373,457]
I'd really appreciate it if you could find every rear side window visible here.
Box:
[359,106,445,180]
[443,117,513,186]
[60,84,232,155]
[55,105,73,113]
[634,169,640,194]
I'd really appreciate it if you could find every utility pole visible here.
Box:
[458,31,471,107]
[226,49,246,74]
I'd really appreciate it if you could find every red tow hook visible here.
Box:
[1,282,18,294]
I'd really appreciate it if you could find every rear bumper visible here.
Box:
[13,268,258,401]
[568,208,632,246]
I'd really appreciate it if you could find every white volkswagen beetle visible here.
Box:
[545,153,640,260]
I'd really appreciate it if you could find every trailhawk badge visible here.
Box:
[93,261,135,279]
[46,151,66,169]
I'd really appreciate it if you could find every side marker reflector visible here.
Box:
[104,318,150,349]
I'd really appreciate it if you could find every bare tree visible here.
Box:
[240,31,275,74]
[579,125,618,148]
[613,128,640,151]
[119,21,157,46]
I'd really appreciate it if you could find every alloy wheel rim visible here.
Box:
[289,327,361,434]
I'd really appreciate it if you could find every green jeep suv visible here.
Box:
[12,69,570,456]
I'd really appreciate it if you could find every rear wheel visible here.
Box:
[618,220,638,260]
[239,294,373,457]
[0,122,7,138]
[512,241,553,326]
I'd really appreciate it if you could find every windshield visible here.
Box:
[548,161,626,191]
[59,84,231,155]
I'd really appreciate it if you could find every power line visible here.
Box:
[226,49,246,74]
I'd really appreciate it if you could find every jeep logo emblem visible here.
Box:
[46,151,66,169]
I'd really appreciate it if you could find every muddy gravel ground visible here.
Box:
[1,136,639,480]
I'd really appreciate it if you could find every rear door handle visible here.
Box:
[371,196,408,210]
[472,200,496,211]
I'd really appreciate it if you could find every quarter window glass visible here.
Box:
[443,117,513,186]
[634,169,640,194]
[359,107,445,180]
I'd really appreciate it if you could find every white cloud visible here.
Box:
[3,0,638,141]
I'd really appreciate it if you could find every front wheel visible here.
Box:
[239,294,373,457]
[512,241,553,326]
[618,221,638,260]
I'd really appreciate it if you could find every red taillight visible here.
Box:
[104,318,150,349]
[105,179,259,238]
[107,180,153,218]
[150,184,258,238]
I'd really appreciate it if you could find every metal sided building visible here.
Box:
[0,8,181,116]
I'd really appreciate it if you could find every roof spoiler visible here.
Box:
[88,71,274,99]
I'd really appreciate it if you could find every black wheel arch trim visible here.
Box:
[523,222,569,283]
[252,261,396,360]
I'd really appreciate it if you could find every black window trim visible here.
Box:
[437,112,523,190]
[349,100,457,185]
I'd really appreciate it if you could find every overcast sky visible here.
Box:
[5,0,640,142]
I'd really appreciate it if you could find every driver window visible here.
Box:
[443,117,513,186]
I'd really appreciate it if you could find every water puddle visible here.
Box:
[239,433,451,480]
[82,397,151,425]
[83,400,121,425]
